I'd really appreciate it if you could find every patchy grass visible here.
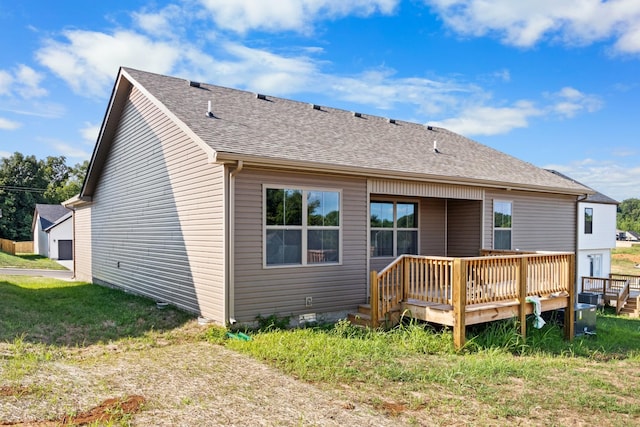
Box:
[612,245,640,275]
[0,252,68,270]
[3,275,640,425]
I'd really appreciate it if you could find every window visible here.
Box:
[370,201,418,257]
[584,207,593,234]
[265,187,340,266]
[588,253,602,277]
[493,201,512,250]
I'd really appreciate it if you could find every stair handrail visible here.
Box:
[616,280,630,315]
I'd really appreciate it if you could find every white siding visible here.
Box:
[576,202,617,288]
[47,218,73,259]
[233,168,367,322]
[577,202,617,250]
[88,86,226,322]
[484,190,577,252]
[33,216,47,256]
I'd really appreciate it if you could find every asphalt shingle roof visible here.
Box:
[35,204,71,230]
[108,68,592,195]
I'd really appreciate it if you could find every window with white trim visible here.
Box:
[265,187,340,266]
[493,200,512,250]
[370,201,418,257]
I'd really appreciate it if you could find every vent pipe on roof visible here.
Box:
[433,140,440,154]
[206,100,214,118]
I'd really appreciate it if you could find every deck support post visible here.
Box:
[370,270,379,328]
[564,254,575,341]
[518,256,528,339]
[452,258,466,350]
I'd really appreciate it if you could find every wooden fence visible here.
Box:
[0,239,33,255]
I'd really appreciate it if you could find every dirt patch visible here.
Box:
[1,395,144,426]
[612,253,640,264]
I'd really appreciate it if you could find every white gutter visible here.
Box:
[227,160,243,324]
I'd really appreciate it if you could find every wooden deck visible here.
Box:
[352,251,576,349]
[581,274,640,316]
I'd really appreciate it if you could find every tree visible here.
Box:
[617,198,640,234]
[0,153,88,241]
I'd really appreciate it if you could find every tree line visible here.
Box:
[0,152,88,241]
[617,198,640,235]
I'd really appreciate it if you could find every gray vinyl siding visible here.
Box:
[484,190,576,252]
[88,86,226,322]
[233,168,367,322]
[73,205,92,282]
[421,198,446,256]
[447,199,482,257]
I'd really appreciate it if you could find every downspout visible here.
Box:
[227,160,243,325]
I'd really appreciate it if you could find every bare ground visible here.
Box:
[1,335,403,426]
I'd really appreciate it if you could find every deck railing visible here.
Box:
[581,276,628,295]
[371,251,575,347]
[609,273,640,292]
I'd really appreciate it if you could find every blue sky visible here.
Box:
[0,1,638,201]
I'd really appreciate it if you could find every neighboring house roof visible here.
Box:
[44,211,73,233]
[33,204,72,231]
[81,67,593,199]
[546,170,618,205]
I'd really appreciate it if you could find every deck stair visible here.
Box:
[619,295,640,318]
[347,303,402,328]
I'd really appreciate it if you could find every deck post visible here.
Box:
[564,254,575,341]
[452,258,466,350]
[370,270,379,328]
[518,256,528,339]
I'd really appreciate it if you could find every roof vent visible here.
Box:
[189,81,201,88]
[388,118,396,124]
[256,93,267,100]
[353,112,362,118]
[427,125,434,131]
[311,104,321,110]
[433,140,440,154]
[206,100,214,118]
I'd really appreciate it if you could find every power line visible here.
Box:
[0,185,47,193]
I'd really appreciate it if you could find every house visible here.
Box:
[548,171,618,289]
[32,204,73,259]
[67,67,592,328]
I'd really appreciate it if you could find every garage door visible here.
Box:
[58,240,73,260]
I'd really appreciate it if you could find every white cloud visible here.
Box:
[545,159,640,201]
[0,71,12,96]
[0,65,47,99]
[80,122,100,143]
[425,0,640,54]
[428,101,543,136]
[52,141,91,159]
[132,5,187,39]
[198,0,399,34]
[36,30,183,97]
[546,87,602,118]
[0,117,22,130]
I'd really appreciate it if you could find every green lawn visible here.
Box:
[2,257,640,425]
[0,252,68,270]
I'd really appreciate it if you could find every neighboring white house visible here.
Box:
[45,211,73,260]
[548,171,618,289]
[32,204,73,259]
